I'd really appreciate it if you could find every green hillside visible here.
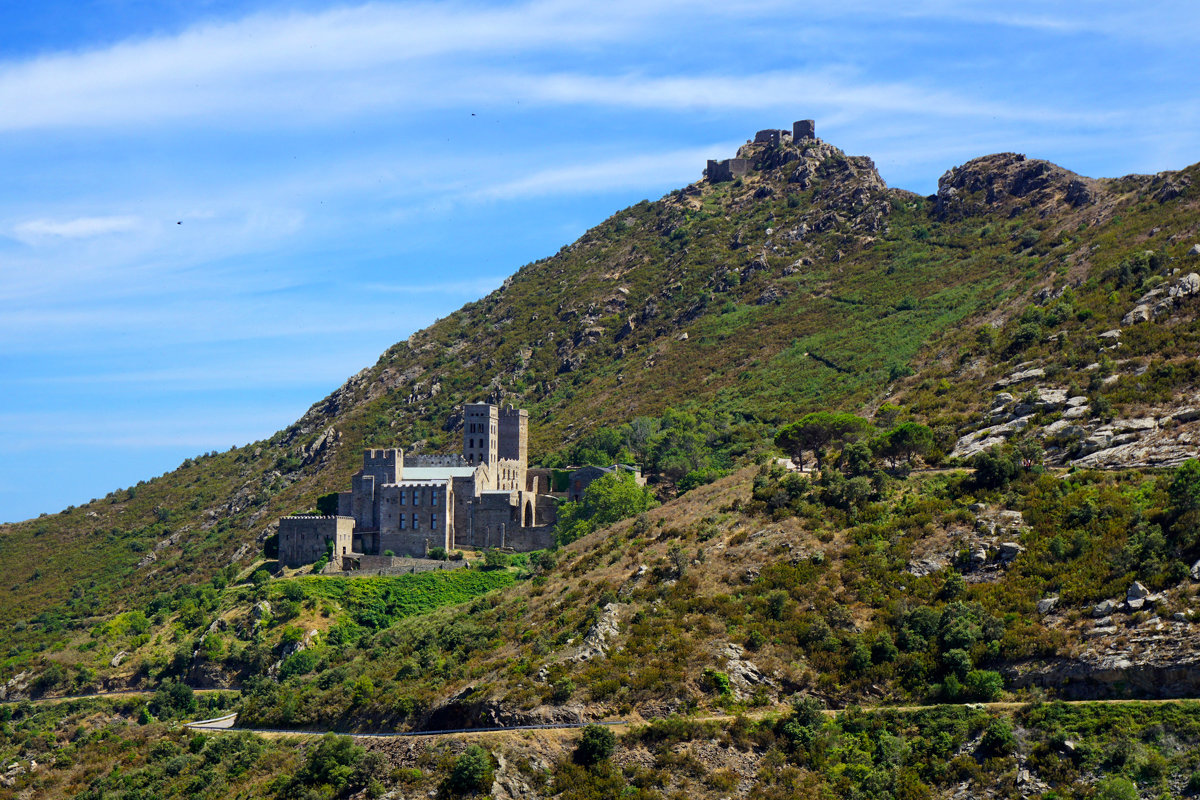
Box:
[3,131,1200,799]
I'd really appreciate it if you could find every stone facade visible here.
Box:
[279,403,556,565]
[278,515,355,568]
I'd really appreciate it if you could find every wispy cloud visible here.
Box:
[13,215,142,240]
[472,146,726,200]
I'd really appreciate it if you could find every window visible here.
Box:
[412,488,421,505]
[431,489,439,505]
[431,514,438,529]
[399,490,406,505]
[411,513,419,530]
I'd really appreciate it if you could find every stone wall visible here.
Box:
[328,555,470,577]
[278,515,355,567]
[706,158,750,182]
[793,119,815,140]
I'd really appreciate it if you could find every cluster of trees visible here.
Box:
[774,411,943,473]
[543,407,769,489]
[555,472,658,546]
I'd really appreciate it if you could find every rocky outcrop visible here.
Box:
[1121,271,1200,325]
[934,153,1100,221]
[1005,617,1200,699]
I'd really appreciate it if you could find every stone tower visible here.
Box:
[498,404,528,464]
[463,403,498,467]
[793,119,816,140]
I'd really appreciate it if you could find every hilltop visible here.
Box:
[3,123,1200,798]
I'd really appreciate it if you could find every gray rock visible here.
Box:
[1037,597,1059,615]
[1114,417,1158,434]
[110,651,128,668]
[999,542,1025,562]
[1174,407,1200,423]
[1085,625,1118,638]
[1099,329,1122,340]
[1128,581,1151,600]
[1192,559,1200,581]
[997,510,1025,527]
[252,601,272,620]
[992,393,1015,407]
[1093,599,1116,617]
[996,367,1045,388]
[1065,395,1089,407]
[1189,243,1200,257]
[1125,598,1146,612]
[1062,405,1091,420]
[1122,304,1151,325]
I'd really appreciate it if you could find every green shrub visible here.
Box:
[575,724,616,765]
[442,744,494,795]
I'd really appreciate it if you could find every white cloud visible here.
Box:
[13,215,142,240]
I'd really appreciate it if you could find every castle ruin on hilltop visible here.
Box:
[278,403,558,567]
[706,119,816,182]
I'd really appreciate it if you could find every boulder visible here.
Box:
[1093,599,1116,617]
[1189,243,1200,257]
[1122,304,1151,325]
[1036,597,1059,615]
[1063,405,1091,420]
[999,542,1025,562]
[1127,581,1151,601]
[1192,559,1200,581]
[1065,396,1089,407]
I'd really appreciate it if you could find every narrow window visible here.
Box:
[399,490,406,506]
[431,489,439,505]
[412,513,419,530]
[431,513,438,529]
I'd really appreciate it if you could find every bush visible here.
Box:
[575,724,616,765]
[442,744,493,795]
[980,718,1016,755]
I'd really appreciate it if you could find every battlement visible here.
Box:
[281,515,352,520]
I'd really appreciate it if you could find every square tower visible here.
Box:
[463,403,499,467]
[498,405,528,465]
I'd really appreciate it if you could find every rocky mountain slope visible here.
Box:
[3,126,1200,798]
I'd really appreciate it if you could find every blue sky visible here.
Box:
[2,0,1198,522]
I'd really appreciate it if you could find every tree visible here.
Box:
[1169,458,1200,515]
[557,472,658,546]
[875,422,934,467]
[575,724,616,765]
[442,744,494,795]
[776,412,873,470]
[298,733,364,792]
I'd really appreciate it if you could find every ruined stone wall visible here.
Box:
[706,158,750,182]
[278,516,355,567]
[793,119,815,140]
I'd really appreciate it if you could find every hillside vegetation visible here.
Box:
[3,130,1200,798]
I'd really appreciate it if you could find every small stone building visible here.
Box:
[278,403,557,567]
[567,464,646,503]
